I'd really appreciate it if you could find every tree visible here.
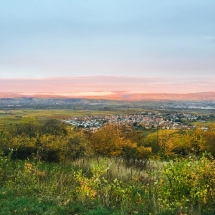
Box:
[89,124,125,157]
[41,119,67,136]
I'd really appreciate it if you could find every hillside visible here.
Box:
[1,91,215,101]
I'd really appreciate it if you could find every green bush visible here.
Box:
[157,154,215,214]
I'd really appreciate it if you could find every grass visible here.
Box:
[0,109,121,130]
[0,189,123,215]
[71,157,151,181]
[146,129,180,138]
[141,129,157,137]
[191,121,215,127]
[1,152,215,214]
[0,157,151,215]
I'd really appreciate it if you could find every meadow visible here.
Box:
[1,109,215,214]
[0,109,122,130]
[1,147,215,214]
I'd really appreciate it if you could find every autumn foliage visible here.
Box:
[1,118,215,164]
[1,119,215,214]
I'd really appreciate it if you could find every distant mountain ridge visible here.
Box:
[1,92,215,101]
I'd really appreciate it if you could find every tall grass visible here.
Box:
[1,153,215,214]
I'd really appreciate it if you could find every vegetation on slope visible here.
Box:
[1,118,215,214]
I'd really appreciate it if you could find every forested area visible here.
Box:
[1,118,215,214]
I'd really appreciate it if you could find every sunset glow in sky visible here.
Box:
[0,0,215,95]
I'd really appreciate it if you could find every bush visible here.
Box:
[157,154,215,214]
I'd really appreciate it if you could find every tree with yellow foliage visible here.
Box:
[89,124,125,157]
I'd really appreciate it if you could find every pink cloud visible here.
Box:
[0,76,215,95]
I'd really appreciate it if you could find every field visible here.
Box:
[1,107,215,214]
[1,153,215,214]
[0,106,165,131]
[0,109,121,130]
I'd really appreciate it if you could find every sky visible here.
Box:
[0,0,215,94]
